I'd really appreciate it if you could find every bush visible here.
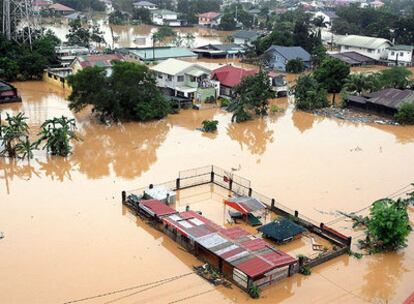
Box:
[219,98,230,108]
[294,75,329,110]
[286,58,305,73]
[395,103,414,125]
[270,104,283,113]
[301,265,311,275]
[248,285,260,299]
[201,120,218,132]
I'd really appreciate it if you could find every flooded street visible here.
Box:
[1,81,414,303]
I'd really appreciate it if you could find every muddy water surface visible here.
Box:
[1,81,414,304]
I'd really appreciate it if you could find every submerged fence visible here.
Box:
[123,165,352,251]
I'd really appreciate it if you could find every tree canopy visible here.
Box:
[294,75,329,110]
[66,19,105,48]
[228,70,275,122]
[67,61,170,122]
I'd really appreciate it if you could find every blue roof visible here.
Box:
[127,47,197,61]
[258,218,306,243]
[266,45,311,62]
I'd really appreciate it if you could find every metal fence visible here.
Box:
[123,165,350,247]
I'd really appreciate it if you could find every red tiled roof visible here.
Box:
[198,12,221,19]
[211,65,258,88]
[140,199,176,217]
[404,291,414,304]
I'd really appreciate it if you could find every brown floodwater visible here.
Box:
[1,80,414,304]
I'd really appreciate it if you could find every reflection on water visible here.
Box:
[72,120,171,179]
[227,118,274,155]
[45,21,233,48]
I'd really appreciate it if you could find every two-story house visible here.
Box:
[151,59,220,101]
[151,9,181,26]
[263,45,311,71]
[387,45,414,67]
[198,12,221,27]
[335,35,393,61]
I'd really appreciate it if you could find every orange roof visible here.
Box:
[198,12,221,19]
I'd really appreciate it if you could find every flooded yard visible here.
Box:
[1,80,414,303]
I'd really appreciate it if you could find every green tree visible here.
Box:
[68,61,170,122]
[0,58,20,80]
[395,103,414,125]
[313,58,350,105]
[0,112,31,158]
[132,8,152,24]
[184,33,195,48]
[66,19,105,48]
[201,120,218,132]
[36,116,79,156]
[109,10,129,25]
[379,66,412,89]
[219,13,237,30]
[294,75,329,110]
[344,73,378,95]
[365,199,411,252]
[228,71,275,122]
[285,58,305,73]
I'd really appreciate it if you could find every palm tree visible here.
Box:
[184,33,195,48]
[344,73,380,95]
[36,116,79,157]
[172,35,184,47]
[0,112,31,158]
[312,16,329,38]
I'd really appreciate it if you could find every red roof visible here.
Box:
[75,54,124,68]
[219,227,250,240]
[404,292,414,304]
[198,12,221,19]
[139,199,176,217]
[33,0,50,6]
[211,65,258,88]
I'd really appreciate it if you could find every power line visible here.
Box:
[167,289,215,304]
[62,272,194,304]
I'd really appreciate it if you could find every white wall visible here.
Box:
[388,50,412,64]
[340,43,389,60]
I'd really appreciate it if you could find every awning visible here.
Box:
[224,196,266,215]
[176,86,197,93]
[185,68,207,77]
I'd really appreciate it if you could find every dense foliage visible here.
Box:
[228,71,274,123]
[294,75,329,110]
[177,0,222,25]
[67,61,170,122]
[201,120,219,132]
[0,112,31,158]
[285,58,305,73]
[363,198,412,252]
[332,4,414,45]
[313,58,350,104]
[132,8,152,24]
[66,19,105,48]
[0,30,60,81]
[59,0,105,11]
[109,10,130,25]
[395,103,414,124]
[36,116,79,156]
[220,4,254,30]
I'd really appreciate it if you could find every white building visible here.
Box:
[151,9,180,26]
[387,45,414,66]
[312,11,338,28]
[335,35,392,60]
[133,1,158,10]
[150,58,220,101]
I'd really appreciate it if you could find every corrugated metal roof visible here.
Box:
[130,48,196,61]
[224,196,266,214]
[335,35,392,50]
[139,199,177,217]
[266,45,311,62]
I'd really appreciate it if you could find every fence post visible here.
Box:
[122,191,126,203]
[229,179,233,191]
[248,187,252,197]
[176,178,180,190]
[347,236,352,247]
[210,171,214,183]
[149,184,154,189]
[320,223,324,231]
[271,198,275,208]
[294,210,299,217]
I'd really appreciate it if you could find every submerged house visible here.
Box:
[232,30,262,46]
[119,47,197,63]
[211,65,258,97]
[387,45,414,67]
[70,53,125,76]
[345,88,414,116]
[133,1,158,10]
[150,58,220,101]
[192,44,245,59]
[55,45,89,67]
[335,35,393,61]
[0,81,22,104]
[198,12,221,27]
[150,9,181,26]
[328,51,377,66]
[264,45,311,71]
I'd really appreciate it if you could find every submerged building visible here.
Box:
[0,81,22,104]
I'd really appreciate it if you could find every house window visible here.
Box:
[400,52,404,56]
[344,46,349,50]
[367,49,373,53]
[377,49,380,53]
[391,51,395,56]
[189,76,196,82]
[158,73,163,79]
[167,75,173,81]
[177,75,184,82]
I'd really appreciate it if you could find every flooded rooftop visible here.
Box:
[1,80,414,303]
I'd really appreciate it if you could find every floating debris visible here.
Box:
[193,264,232,288]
